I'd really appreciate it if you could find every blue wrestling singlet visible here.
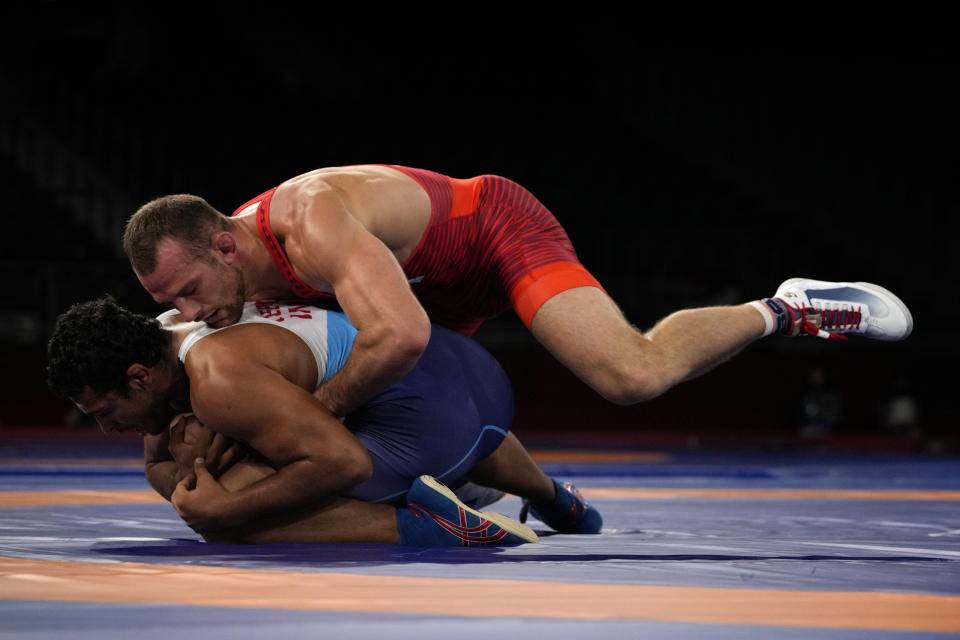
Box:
[173,301,513,506]
[344,322,514,505]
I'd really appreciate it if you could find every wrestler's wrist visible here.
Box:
[313,387,346,419]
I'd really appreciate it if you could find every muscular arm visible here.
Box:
[157,417,398,545]
[178,331,373,531]
[285,184,431,416]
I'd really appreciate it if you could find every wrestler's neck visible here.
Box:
[230,216,301,299]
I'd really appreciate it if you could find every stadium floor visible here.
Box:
[1,429,958,639]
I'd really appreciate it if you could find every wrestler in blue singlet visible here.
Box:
[175,301,512,506]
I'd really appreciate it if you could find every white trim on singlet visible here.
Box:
[162,301,356,389]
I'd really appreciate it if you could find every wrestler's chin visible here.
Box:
[208,303,244,328]
[228,303,246,325]
[204,311,229,328]
[206,314,229,328]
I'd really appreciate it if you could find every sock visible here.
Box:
[748,298,794,337]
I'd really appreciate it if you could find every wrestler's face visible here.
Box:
[71,384,170,437]
[138,237,246,328]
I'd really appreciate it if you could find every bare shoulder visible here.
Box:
[181,323,321,442]
[181,328,253,387]
[271,165,430,252]
[182,323,317,394]
[272,166,401,213]
[279,164,419,193]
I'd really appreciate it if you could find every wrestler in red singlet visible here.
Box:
[232,166,603,336]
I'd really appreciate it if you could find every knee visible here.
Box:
[320,441,374,490]
[595,365,671,405]
[345,447,374,486]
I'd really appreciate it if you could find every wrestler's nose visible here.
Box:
[176,299,202,322]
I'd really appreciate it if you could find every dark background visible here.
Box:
[1,5,956,452]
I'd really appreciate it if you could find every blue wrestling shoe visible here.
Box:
[759,278,913,341]
[396,475,538,547]
[519,479,602,534]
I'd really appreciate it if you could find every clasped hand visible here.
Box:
[171,457,236,533]
[167,414,244,533]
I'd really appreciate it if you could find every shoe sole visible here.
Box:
[418,475,539,544]
[778,278,914,340]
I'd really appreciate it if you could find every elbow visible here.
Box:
[341,446,373,487]
[386,314,430,370]
[596,365,673,406]
[317,437,373,489]
[402,319,431,362]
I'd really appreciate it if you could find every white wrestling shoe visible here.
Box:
[773,278,913,341]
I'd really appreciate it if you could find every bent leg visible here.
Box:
[214,458,533,547]
[207,495,400,545]
[176,417,533,547]
[530,285,766,405]
[467,431,602,534]
[207,453,400,544]
[465,432,556,504]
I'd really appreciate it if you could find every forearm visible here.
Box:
[145,460,179,501]
[314,330,427,416]
[215,456,371,529]
[144,430,178,501]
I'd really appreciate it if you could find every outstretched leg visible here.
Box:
[530,285,766,405]
[529,278,913,405]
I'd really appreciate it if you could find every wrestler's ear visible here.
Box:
[210,231,238,264]
[126,363,152,391]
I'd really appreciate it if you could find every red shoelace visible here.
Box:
[794,303,862,341]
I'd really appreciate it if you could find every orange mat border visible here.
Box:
[4,487,960,508]
[1,556,958,631]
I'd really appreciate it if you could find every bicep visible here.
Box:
[330,233,426,332]
[190,361,363,467]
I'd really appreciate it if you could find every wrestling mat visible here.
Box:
[2,428,958,639]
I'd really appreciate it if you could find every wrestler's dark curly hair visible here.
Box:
[46,296,167,399]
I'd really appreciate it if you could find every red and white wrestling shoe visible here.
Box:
[756,278,914,342]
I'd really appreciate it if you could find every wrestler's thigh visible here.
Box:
[529,285,645,386]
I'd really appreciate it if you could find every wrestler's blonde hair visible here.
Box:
[123,194,230,274]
